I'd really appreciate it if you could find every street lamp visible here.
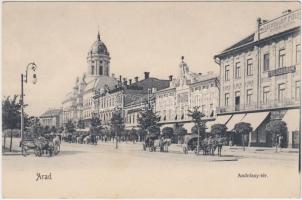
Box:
[20,62,38,142]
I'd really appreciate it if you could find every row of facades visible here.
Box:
[40,9,300,148]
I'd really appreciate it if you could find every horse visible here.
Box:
[83,135,91,144]
[162,138,172,152]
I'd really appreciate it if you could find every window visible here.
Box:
[278,83,286,102]
[99,66,103,75]
[225,65,230,81]
[235,62,241,79]
[225,93,230,106]
[295,81,300,101]
[279,49,286,68]
[296,45,301,64]
[263,53,270,71]
[246,89,253,105]
[91,66,95,75]
[263,86,270,103]
[247,59,253,76]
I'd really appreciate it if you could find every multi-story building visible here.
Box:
[40,108,63,128]
[214,9,300,148]
[155,57,219,133]
[62,31,169,129]
[93,72,169,128]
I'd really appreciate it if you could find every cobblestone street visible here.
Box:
[2,139,300,198]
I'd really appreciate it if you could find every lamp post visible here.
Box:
[20,62,37,142]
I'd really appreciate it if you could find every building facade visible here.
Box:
[155,57,219,133]
[40,108,63,128]
[93,72,169,129]
[214,9,301,148]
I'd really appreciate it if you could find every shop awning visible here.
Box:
[206,115,232,132]
[282,109,300,133]
[241,112,270,131]
[226,113,246,131]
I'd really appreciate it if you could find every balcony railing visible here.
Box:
[218,98,299,113]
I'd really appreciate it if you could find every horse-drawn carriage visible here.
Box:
[143,134,172,152]
[183,134,226,156]
[20,134,61,157]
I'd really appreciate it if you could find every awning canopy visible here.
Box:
[206,115,232,132]
[282,109,300,133]
[226,113,246,131]
[241,112,270,131]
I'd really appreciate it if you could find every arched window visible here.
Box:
[91,65,95,75]
[99,66,103,75]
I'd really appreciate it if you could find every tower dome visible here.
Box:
[87,31,110,77]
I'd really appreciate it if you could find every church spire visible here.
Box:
[97,30,100,41]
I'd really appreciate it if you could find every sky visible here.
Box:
[2,1,300,116]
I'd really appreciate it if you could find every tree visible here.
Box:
[188,106,206,155]
[65,120,75,134]
[265,120,288,152]
[162,127,174,139]
[28,117,42,137]
[90,114,102,134]
[137,100,160,139]
[110,109,125,149]
[233,122,253,151]
[2,95,21,151]
[211,124,227,137]
[77,119,85,129]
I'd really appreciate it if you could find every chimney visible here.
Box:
[123,78,127,86]
[282,9,292,15]
[111,73,115,78]
[169,75,173,81]
[119,75,122,82]
[144,72,150,79]
[135,76,139,82]
[129,79,132,85]
[257,17,262,27]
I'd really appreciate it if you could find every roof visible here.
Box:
[220,33,255,54]
[130,77,170,92]
[40,108,62,118]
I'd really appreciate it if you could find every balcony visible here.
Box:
[218,98,299,114]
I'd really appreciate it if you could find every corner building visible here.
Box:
[214,9,300,148]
